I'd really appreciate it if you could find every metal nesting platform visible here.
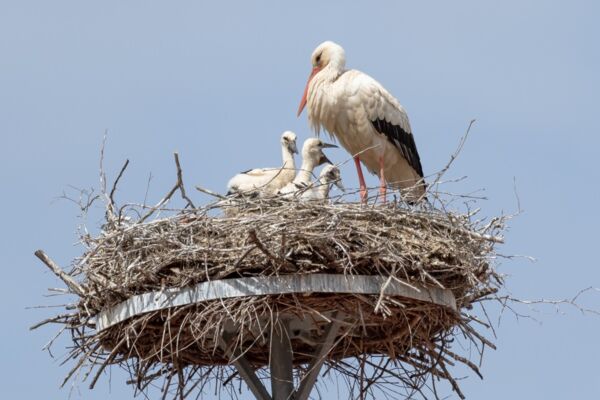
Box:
[93,274,457,400]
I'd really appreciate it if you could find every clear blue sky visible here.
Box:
[2,1,599,398]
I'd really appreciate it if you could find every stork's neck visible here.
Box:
[281,146,295,170]
[314,179,331,199]
[307,64,346,135]
[293,159,317,185]
[317,62,344,83]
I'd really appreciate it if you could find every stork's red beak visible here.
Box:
[297,66,321,117]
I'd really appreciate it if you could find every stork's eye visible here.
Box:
[316,53,322,64]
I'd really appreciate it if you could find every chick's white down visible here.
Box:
[278,138,337,196]
[227,131,298,196]
[301,164,344,200]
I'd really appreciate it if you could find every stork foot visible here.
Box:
[379,185,387,204]
[354,156,369,205]
[378,155,387,204]
[360,187,368,204]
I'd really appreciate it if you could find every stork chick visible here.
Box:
[227,131,298,196]
[302,164,344,200]
[278,138,337,196]
[297,41,426,204]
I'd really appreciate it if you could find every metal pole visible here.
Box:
[295,312,343,400]
[270,320,294,400]
[219,334,272,400]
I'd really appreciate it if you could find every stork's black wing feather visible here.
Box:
[371,118,424,177]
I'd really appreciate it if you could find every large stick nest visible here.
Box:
[34,153,507,400]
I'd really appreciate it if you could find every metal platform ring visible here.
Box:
[94,273,457,331]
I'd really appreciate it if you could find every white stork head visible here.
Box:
[281,130,299,155]
[310,41,346,72]
[297,41,346,116]
[302,138,337,167]
[319,164,344,192]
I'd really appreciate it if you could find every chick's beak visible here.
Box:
[321,142,338,149]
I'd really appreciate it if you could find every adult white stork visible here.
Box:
[297,41,425,203]
[278,138,337,196]
[301,164,344,200]
[227,131,298,196]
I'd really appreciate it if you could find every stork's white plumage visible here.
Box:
[297,41,425,203]
[227,131,298,196]
[278,138,337,196]
[301,164,344,200]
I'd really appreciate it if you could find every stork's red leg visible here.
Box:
[354,156,368,204]
[378,155,387,204]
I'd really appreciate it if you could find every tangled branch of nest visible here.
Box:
[33,150,508,400]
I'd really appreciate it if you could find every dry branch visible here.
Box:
[35,250,85,297]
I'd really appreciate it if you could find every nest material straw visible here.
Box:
[33,152,507,400]
[82,199,498,314]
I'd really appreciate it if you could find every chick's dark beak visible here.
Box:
[290,142,299,154]
[321,142,338,149]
